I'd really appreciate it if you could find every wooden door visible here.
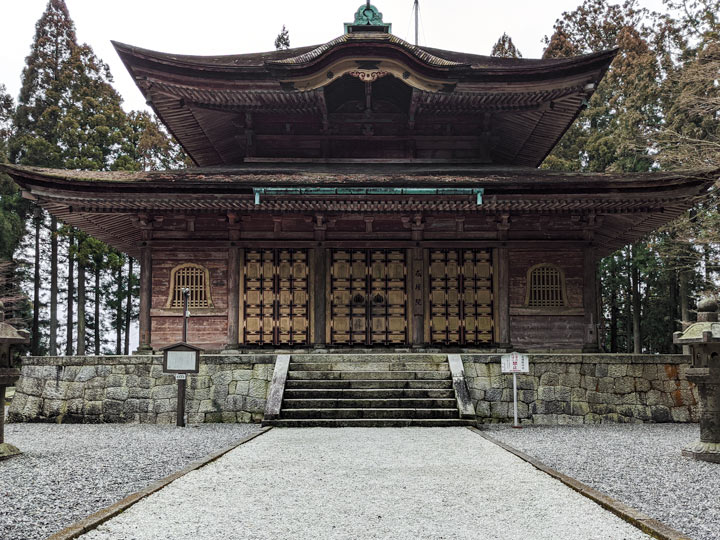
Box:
[243,249,309,346]
[429,249,493,345]
[329,249,408,346]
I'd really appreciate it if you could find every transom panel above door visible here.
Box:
[328,249,409,346]
[429,249,493,346]
[242,249,310,346]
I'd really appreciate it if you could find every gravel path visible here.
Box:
[81,428,650,540]
[489,424,719,540]
[0,423,261,540]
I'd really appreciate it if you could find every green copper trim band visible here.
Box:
[253,187,484,205]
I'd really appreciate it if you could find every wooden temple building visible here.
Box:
[3,5,716,354]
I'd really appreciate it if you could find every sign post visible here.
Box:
[501,352,530,428]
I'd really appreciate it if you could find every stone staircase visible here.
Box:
[263,354,476,427]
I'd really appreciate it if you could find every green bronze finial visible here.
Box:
[345,3,392,34]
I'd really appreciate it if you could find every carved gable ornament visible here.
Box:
[344,4,392,33]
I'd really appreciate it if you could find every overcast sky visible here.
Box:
[1,0,670,113]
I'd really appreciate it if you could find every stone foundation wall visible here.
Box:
[8,354,274,424]
[8,353,699,425]
[463,354,699,425]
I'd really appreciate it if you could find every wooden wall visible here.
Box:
[508,249,585,351]
[150,248,229,351]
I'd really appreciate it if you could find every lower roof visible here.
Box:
[2,163,717,258]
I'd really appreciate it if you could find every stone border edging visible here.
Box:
[46,426,273,540]
[468,427,691,540]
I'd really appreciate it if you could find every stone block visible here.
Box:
[199,399,217,413]
[559,374,581,388]
[474,364,490,378]
[555,386,571,402]
[205,412,223,423]
[244,397,265,413]
[97,366,111,377]
[626,364,644,377]
[137,376,154,389]
[587,391,605,404]
[137,399,153,413]
[595,364,609,378]
[490,401,509,418]
[469,389,485,402]
[235,381,250,396]
[154,399,174,414]
[571,387,586,401]
[584,413,603,424]
[85,401,103,416]
[607,364,627,378]
[485,388,503,401]
[42,380,67,400]
[152,385,177,400]
[221,412,237,423]
[139,413,157,424]
[128,387,151,399]
[156,375,175,386]
[211,370,233,387]
[538,386,555,401]
[21,377,45,397]
[112,365,125,374]
[642,365,658,380]
[634,378,651,392]
[225,395,245,411]
[84,388,105,401]
[472,377,492,391]
[106,387,129,401]
[86,377,106,389]
[232,369,253,381]
[190,376,211,389]
[516,376,535,390]
[188,413,205,424]
[558,414,583,426]
[650,405,671,422]
[474,401,491,418]
[519,390,536,404]
[463,363,477,378]
[237,411,253,423]
[156,412,175,424]
[571,401,589,416]
[566,364,581,375]
[580,364,595,376]
[581,376,598,391]
[66,382,84,399]
[66,399,84,416]
[248,379,268,399]
[103,400,124,417]
[645,389,664,406]
[539,372,559,386]
[671,407,691,422]
[620,393,639,405]
[251,364,269,380]
[501,388,513,401]
[614,377,634,394]
[546,400,570,415]
[597,377,614,393]
[632,405,651,421]
[42,399,64,418]
[123,399,140,414]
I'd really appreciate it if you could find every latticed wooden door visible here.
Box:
[243,249,309,346]
[429,249,493,345]
[329,249,408,346]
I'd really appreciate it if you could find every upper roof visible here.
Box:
[113,20,615,168]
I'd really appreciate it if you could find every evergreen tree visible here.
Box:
[491,33,522,58]
[275,25,291,51]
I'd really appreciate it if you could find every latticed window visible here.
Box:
[166,264,213,309]
[526,264,567,308]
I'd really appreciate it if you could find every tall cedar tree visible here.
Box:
[490,33,523,58]
[11,0,78,355]
[542,0,687,352]
[275,25,291,50]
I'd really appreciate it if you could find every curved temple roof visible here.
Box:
[113,32,616,168]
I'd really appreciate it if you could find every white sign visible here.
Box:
[166,350,198,372]
[175,373,187,380]
[501,352,529,373]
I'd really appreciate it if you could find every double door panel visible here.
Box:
[329,249,408,346]
[429,249,493,345]
[243,249,309,346]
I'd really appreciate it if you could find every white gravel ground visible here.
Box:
[0,422,261,540]
[490,424,720,540]
[81,428,650,540]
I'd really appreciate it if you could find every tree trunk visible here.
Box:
[680,270,690,327]
[124,258,133,355]
[625,251,633,353]
[116,265,122,354]
[94,265,101,355]
[669,270,678,353]
[77,263,86,355]
[65,231,74,356]
[49,216,58,355]
[609,259,618,353]
[31,210,41,356]
[631,246,641,354]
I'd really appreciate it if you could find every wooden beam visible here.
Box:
[313,247,327,346]
[583,245,600,352]
[138,244,153,352]
[496,247,511,347]
[227,245,240,349]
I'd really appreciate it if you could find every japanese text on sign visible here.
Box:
[501,352,529,373]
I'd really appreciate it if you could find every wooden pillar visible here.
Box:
[496,247,511,348]
[227,246,240,349]
[312,247,327,346]
[138,244,152,352]
[411,247,424,347]
[583,245,600,352]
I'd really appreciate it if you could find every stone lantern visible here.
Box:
[0,301,30,459]
[673,297,720,463]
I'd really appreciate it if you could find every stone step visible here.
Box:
[287,370,451,381]
[282,398,458,409]
[283,388,456,399]
[288,362,450,372]
[285,379,454,390]
[280,408,460,420]
[263,418,476,428]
